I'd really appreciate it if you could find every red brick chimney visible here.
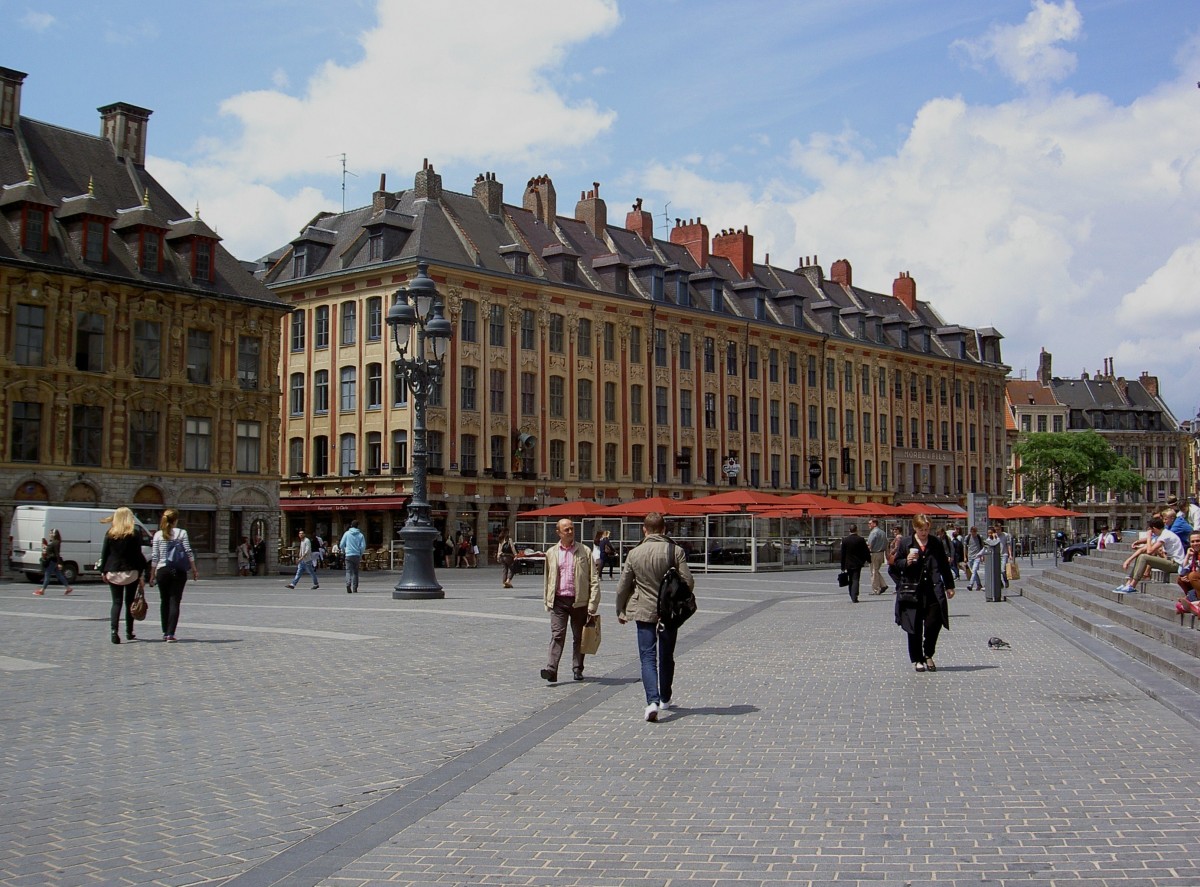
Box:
[1037,348,1052,385]
[830,258,852,287]
[893,271,916,311]
[1139,371,1159,398]
[473,171,503,216]
[670,217,709,268]
[372,173,395,213]
[626,197,653,244]
[523,174,556,224]
[574,182,607,237]
[712,226,753,279]
[414,158,442,201]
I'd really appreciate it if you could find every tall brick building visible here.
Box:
[262,163,1011,554]
[0,67,289,577]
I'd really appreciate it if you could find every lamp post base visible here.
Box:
[393,522,444,599]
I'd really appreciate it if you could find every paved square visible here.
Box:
[0,561,1196,886]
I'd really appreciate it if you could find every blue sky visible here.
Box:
[5,0,1200,421]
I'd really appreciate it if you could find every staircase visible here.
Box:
[1021,548,1200,724]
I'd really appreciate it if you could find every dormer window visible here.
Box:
[710,281,722,313]
[857,317,867,339]
[562,256,578,285]
[293,246,307,278]
[875,319,884,342]
[194,238,214,282]
[513,254,527,274]
[922,330,932,353]
[899,328,909,349]
[83,218,109,263]
[651,269,664,302]
[21,206,47,252]
[139,227,161,272]
[755,297,766,321]
[368,232,383,262]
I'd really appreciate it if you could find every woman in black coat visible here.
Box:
[888,513,955,672]
[100,507,150,644]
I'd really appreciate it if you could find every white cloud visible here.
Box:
[20,10,54,32]
[211,0,619,182]
[149,157,330,263]
[156,0,619,262]
[952,0,1082,89]
[632,61,1200,418]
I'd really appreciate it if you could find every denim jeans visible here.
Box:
[291,559,319,586]
[636,620,677,706]
[344,555,361,591]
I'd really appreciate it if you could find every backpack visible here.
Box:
[163,535,190,574]
[886,536,901,566]
[657,540,697,631]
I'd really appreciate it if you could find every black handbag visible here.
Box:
[837,571,850,587]
[896,584,919,605]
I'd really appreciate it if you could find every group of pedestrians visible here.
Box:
[98,506,197,645]
[538,514,695,723]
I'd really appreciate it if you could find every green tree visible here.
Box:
[1012,430,1144,509]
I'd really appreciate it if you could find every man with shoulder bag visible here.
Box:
[616,512,695,722]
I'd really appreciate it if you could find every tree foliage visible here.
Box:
[1012,430,1144,509]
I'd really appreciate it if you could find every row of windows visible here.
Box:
[9,402,261,472]
[282,423,1009,498]
[290,297,384,351]
[445,299,995,392]
[14,304,262,387]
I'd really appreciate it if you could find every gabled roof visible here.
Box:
[0,116,281,307]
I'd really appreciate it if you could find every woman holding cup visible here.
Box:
[887,513,956,673]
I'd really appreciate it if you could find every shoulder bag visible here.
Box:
[130,589,148,621]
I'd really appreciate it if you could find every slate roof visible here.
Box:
[262,172,1005,370]
[0,116,281,307]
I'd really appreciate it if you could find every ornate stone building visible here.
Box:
[262,163,1011,555]
[0,67,289,576]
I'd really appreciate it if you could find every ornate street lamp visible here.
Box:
[387,261,452,599]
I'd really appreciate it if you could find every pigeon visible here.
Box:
[988,636,1011,649]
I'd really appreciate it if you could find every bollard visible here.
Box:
[986,540,1004,602]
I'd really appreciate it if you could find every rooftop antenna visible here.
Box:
[331,153,358,212]
[661,201,671,234]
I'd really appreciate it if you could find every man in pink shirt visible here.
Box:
[541,518,601,683]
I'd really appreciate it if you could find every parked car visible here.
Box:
[1061,530,1138,562]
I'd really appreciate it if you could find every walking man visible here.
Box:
[285,529,320,589]
[839,523,871,603]
[866,518,888,594]
[541,518,601,683]
[617,512,695,722]
[340,520,366,593]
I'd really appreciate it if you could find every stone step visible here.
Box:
[1023,571,1200,695]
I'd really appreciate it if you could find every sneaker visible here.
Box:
[1112,584,1136,594]
[347,585,352,594]
[644,704,659,722]
[285,584,295,589]
[312,584,320,589]
[166,635,177,643]
[658,699,673,711]
[64,587,73,595]
[33,590,44,596]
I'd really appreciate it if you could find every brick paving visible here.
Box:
[0,559,1197,886]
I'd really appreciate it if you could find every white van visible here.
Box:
[8,505,153,584]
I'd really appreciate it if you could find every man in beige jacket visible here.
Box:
[616,512,695,722]
[542,518,601,683]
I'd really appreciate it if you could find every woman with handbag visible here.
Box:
[148,508,198,643]
[887,514,956,673]
[100,507,149,644]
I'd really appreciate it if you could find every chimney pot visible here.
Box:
[670,216,710,267]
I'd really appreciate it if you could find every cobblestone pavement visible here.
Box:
[0,558,1196,887]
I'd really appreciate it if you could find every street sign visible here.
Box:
[722,458,741,478]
